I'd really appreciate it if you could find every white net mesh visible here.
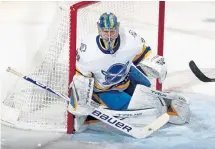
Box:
[75,2,159,45]
[1,1,161,132]
[1,4,70,132]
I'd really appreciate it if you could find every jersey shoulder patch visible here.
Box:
[128,29,145,43]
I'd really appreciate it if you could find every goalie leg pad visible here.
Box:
[74,115,88,132]
[167,93,190,124]
[127,85,167,117]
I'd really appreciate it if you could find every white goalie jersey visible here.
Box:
[75,27,151,92]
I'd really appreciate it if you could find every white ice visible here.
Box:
[1,1,215,149]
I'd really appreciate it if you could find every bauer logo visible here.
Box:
[92,109,132,133]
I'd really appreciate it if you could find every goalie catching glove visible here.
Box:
[138,54,167,83]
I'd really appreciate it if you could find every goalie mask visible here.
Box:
[97,12,120,53]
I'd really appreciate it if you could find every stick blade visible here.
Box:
[189,60,212,82]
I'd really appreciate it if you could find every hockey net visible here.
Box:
[1,1,165,133]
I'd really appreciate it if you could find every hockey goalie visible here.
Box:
[68,12,190,134]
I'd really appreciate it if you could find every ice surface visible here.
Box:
[1,1,215,149]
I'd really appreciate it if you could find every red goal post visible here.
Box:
[68,1,98,133]
[68,1,165,134]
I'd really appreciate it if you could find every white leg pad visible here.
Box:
[127,85,167,117]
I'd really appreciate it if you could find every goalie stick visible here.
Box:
[6,67,169,139]
[189,60,215,82]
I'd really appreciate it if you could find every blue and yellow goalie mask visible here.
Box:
[97,12,120,53]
